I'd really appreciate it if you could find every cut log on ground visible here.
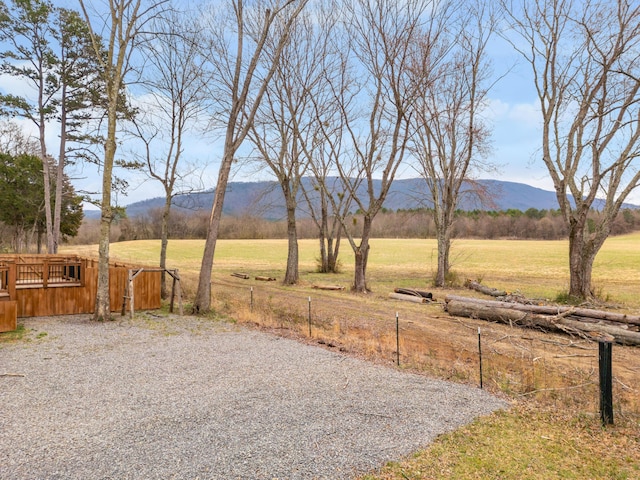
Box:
[465,280,506,297]
[231,273,250,279]
[445,296,640,346]
[446,295,640,327]
[394,288,433,300]
[312,285,345,291]
[389,293,429,304]
[255,276,277,282]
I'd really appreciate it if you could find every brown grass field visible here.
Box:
[60,235,640,479]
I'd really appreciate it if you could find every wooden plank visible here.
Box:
[0,300,17,332]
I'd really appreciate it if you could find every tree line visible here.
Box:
[70,207,640,245]
[0,122,83,253]
[1,0,639,317]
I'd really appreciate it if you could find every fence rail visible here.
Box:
[0,263,9,295]
[16,260,82,288]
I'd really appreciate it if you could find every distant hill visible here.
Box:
[84,178,638,220]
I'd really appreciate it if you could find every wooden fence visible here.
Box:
[0,260,17,332]
[0,255,161,332]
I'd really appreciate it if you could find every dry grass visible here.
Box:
[66,234,640,305]
[60,235,640,479]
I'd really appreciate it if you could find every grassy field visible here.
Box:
[60,234,640,479]
[68,233,640,306]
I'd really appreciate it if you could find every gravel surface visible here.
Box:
[1,314,506,479]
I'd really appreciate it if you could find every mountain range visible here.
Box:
[85,178,638,220]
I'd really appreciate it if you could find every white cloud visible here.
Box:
[507,102,541,128]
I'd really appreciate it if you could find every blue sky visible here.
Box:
[0,70,550,209]
[4,1,638,209]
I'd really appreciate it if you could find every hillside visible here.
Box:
[85,178,636,219]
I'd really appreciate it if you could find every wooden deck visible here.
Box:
[0,255,162,332]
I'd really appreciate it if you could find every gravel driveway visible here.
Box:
[1,314,506,479]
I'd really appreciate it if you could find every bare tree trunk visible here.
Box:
[329,241,340,272]
[39,125,54,254]
[352,216,371,292]
[160,194,171,299]
[353,243,369,293]
[283,199,299,284]
[318,193,329,272]
[327,216,341,273]
[94,116,116,321]
[53,82,68,255]
[319,234,328,273]
[193,148,233,313]
[310,183,342,273]
[435,228,450,287]
[568,224,599,299]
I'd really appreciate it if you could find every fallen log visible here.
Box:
[446,295,640,327]
[312,284,345,291]
[231,273,250,279]
[445,298,640,346]
[255,276,276,282]
[466,280,506,297]
[394,288,433,300]
[389,293,428,304]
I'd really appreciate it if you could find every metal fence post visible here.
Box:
[599,340,614,425]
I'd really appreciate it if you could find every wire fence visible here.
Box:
[210,280,640,421]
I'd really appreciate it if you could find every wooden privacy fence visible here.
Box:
[0,254,164,332]
[0,260,17,333]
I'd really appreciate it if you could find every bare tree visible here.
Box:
[192,0,309,313]
[297,1,351,274]
[409,0,495,287]
[79,0,169,320]
[506,0,640,300]
[0,120,39,156]
[134,10,210,298]
[327,0,430,292]
[247,3,343,284]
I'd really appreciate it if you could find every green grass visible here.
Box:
[0,323,26,344]
[363,406,640,480]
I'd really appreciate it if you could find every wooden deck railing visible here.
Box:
[0,263,9,295]
[15,259,83,288]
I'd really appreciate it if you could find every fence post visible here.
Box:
[478,327,483,389]
[308,297,312,336]
[42,259,48,288]
[396,312,400,367]
[599,340,614,425]
[250,287,254,312]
